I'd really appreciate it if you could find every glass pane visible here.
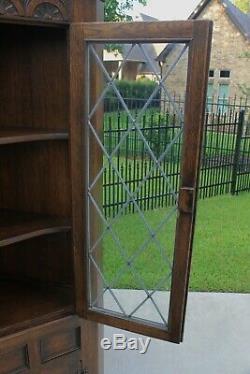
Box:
[218,84,229,113]
[86,42,189,328]
[218,83,229,97]
[207,83,214,112]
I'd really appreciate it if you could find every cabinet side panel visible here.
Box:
[0,233,74,286]
[0,142,71,216]
[0,24,68,131]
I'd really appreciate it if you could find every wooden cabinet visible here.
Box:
[0,1,103,373]
[0,316,82,373]
[0,1,212,371]
[0,0,104,23]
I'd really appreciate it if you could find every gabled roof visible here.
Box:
[188,0,250,38]
[220,0,250,40]
[138,13,158,22]
[157,0,250,62]
[104,45,147,63]
[188,0,213,19]
[104,13,163,75]
[104,42,161,75]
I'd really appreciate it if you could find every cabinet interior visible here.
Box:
[0,22,75,337]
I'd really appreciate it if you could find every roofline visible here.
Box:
[188,0,212,20]
[189,0,250,40]
[157,0,212,62]
[220,0,250,40]
[157,0,250,62]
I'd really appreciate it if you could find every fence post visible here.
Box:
[231,110,245,195]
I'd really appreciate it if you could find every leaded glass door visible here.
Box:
[70,20,212,343]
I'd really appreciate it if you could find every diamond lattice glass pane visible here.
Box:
[86,42,188,328]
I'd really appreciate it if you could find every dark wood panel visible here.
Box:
[0,128,68,144]
[41,350,81,373]
[0,281,74,338]
[0,209,71,247]
[68,5,105,370]
[0,233,74,286]
[168,20,213,343]
[0,142,71,216]
[71,0,104,23]
[0,24,68,131]
[0,0,104,24]
[0,316,81,373]
[0,0,69,22]
[0,344,29,374]
[40,327,80,362]
[0,14,68,27]
[82,20,194,42]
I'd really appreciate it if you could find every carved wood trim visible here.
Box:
[27,0,68,20]
[0,0,69,20]
[0,0,24,16]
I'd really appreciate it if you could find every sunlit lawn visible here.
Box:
[103,193,250,293]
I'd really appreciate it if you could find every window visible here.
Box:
[209,69,214,77]
[220,70,230,78]
[78,20,213,344]
[218,83,229,112]
[206,83,214,111]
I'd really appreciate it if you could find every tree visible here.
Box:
[234,0,250,13]
[105,0,147,22]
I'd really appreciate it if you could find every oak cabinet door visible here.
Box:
[70,20,212,343]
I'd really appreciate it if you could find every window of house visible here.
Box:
[206,83,214,111]
[209,69,214,77]
[220,70,230,78]
[218,83,229,112]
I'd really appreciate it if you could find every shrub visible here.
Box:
[143,112,180,161]
[105,79,160,112]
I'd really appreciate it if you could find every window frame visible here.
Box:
[209,69,215,77]
[69,20,213,343]
[220,69,230,78]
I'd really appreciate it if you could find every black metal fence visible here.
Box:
[103,97,250,217]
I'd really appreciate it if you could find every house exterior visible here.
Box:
[103,44,148,81]
[104,13,164,81]
[157,0,250,102]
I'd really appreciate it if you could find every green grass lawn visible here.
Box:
[190,193,250,292]
[102,193,250,293]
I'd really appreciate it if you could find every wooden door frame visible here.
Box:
[70,20,212,344]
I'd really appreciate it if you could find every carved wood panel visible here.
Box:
[0,317,82,373]
[0,0,69,21]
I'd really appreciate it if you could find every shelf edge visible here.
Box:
[0,225,71,247]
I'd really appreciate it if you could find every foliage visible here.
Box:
[105,0,147,22]
[105,79,160,111]
[234,0,250,13]
[239,51,250,58]
[144,112,175,158]
[117,78,158,99]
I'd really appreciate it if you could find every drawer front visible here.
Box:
[0,317,82,373]
[0,345,29,374]
[40,327,81,363]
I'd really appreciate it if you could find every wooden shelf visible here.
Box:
[0,128,68,145]
[0,281,74,337]
[0,15,69,28]
[0,210,71,247]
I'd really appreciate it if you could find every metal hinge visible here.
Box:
[178,187,195,214]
